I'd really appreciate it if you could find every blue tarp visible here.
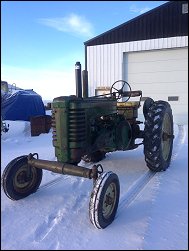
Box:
[1,90,46,121]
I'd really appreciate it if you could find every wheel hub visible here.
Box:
[162,132,174,141]
[161,113,172,161]
[14,165,35,191]
[102,183,117,219]
[17,171,29,185]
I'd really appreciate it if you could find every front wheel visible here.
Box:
[2,155,43,200]
[89,171,120,229]
[144,100,174,172]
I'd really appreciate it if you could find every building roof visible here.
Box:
[84,1,188,46]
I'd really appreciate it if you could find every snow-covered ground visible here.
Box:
[1,114,188,250]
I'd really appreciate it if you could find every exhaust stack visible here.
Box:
[75,62,82,98]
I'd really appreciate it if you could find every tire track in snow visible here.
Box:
[116,124,185,216]
[39,175,69,190]
[38,162,92,191]
[33,177,87,244]
[117,170,156,215]
[171,124,186,161]
[34,208,66,243]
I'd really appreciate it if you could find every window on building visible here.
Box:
[168,96,179,101]
[182,3,188,14]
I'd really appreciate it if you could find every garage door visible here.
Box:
[123,47,188,124]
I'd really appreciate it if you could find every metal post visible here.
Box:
[82,70,88,98]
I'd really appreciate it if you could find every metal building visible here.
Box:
[84,1,188,124]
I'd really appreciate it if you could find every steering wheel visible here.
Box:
[110,80,132,102]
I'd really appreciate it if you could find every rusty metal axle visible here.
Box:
[27,153,101,181]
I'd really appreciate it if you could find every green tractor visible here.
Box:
[1,62,174,229]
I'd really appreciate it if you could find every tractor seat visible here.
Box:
[117,101,140,108]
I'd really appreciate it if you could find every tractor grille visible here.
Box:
[51,110,57,143]
[68,109,86,142]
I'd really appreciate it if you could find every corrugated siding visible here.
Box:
[87,36,188,96]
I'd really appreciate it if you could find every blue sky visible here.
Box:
[2,1,167,99]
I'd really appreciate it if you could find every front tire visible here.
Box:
[89,171,120,229]
[2,155,43,200]
[144,101,174,172]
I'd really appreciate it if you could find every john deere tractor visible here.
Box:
[1,62,174,229]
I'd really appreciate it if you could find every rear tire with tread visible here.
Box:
[144,100,174,172]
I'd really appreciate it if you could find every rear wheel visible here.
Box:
[89,171,120,229]
[144,101,174,172]
[2,155,43,200]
